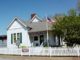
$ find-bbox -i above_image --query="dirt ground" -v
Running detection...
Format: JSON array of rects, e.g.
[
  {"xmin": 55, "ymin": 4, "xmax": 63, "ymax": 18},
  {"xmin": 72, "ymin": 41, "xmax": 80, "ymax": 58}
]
[{"xmin": 0, "ymin": 55, "xmax": 80, "ymax": 60}]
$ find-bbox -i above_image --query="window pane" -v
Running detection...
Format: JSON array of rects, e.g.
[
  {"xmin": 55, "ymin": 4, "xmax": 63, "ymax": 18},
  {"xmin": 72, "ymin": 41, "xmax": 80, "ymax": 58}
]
[
  {"xmin": 17, "ymin": 33, "xmax": 22, "ymax": 43},
  {"xmin": 17, "ymin": 33, "xmax": 20, "ymax": 40},
  {"xmin": 14, "ymin": 33, "xmax": 16, "ymax": 43},
  {"xmin": 34, "ymin": 36, "xmax": 38, "ymax": 41}
]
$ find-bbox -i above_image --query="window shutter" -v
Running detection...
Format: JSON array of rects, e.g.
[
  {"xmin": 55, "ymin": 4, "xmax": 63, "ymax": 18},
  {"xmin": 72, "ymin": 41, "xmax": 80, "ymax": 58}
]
[
  {"xmin": 11, "ymin": 34, "xmax": 13, "ymax": 44},
  {"xmin": 20, "ymin": 33, "xmax": 22, "ymax": 43}
]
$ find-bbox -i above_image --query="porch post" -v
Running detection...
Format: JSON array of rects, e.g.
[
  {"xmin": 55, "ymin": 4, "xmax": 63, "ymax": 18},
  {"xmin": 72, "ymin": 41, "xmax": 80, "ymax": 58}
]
[
  {"xmin": 60, "ymin": 36, "xmax": 62, "ymax": 46},
  {"xmin": 38, "ymin": 35, "xmax": 40, "ymax": 46},
  {"xmin": 55, "ymin": 35, "xmax": 58, "ymax": 46}
]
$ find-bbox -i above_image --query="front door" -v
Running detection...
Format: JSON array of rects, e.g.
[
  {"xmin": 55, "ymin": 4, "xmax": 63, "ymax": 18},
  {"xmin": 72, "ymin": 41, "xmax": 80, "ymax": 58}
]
[
  {"xmin": 40, "ymin": 35, "xmax": 44, "ymax": 45},
  {"xmin": 33, "ymin": 36, "xmax": 40, "ymax": 46},
  {"xmin": 33, "ymin": 35, "xmax": 44, "ymax": 46}
]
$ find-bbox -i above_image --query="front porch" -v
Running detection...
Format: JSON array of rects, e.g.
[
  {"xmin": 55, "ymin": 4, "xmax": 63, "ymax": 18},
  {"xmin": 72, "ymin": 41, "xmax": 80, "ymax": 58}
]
[{"xmin": 29, "ymin": 31, "xmax": 63, "ymax": 47}]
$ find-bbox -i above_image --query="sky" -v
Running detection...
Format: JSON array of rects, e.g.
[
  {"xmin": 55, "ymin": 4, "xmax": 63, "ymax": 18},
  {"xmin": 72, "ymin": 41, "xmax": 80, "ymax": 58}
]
[{"xmin": 0, "ymin": 0, "xmax": 77, "ymax": 35}]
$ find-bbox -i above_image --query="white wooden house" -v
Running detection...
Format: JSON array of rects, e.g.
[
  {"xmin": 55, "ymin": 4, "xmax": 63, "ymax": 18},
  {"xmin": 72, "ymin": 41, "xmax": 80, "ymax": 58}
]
[{"xmin": 7, "ymin": 14, "xmax": 63, "ymax": 48}]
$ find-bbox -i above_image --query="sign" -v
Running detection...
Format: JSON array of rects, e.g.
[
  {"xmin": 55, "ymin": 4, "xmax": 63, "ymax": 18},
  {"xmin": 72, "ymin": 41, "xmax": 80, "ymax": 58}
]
[{"xmin": 22, "ymin": 48, "xmax": 29, "ymax": 52}]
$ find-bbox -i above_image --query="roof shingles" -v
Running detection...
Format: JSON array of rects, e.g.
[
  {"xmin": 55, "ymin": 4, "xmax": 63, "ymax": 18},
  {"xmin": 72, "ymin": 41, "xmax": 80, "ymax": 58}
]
[{"xmin": 21, "ymin": 20, "xmax": 53, "ymax": 32}]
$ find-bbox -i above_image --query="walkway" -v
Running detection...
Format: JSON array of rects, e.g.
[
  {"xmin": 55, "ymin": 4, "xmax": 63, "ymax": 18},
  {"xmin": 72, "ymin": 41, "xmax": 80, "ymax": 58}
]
[{"xmin": 0, "ymin": 55, "xmax": 79, "ymax": 60}]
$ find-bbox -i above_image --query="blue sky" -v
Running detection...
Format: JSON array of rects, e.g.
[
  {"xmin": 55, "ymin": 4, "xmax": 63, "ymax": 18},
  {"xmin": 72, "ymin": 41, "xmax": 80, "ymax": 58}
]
[{"xmin": 0, "ymin": 0, "xmax": 77, "ymax": 35}]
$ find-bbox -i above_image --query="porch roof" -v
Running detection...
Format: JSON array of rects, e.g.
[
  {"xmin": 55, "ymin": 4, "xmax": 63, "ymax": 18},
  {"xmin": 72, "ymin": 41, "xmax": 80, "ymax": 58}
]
[{"xmin": 21, "ymin": 20, "xmax": 54, "ymax": 32}]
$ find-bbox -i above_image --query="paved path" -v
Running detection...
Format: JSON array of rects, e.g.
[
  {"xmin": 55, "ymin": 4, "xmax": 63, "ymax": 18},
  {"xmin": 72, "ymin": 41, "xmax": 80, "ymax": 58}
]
[
  {"xmin": 0, "ymin": 58, "xmax": 14, "ymax": 60},
  {"xmin": 0, "ymin": 55, "xmax": 80, "ymax": 60}
]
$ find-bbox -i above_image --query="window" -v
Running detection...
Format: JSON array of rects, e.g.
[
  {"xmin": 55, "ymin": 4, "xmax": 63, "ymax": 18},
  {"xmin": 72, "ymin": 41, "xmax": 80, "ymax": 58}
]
[
  {"xmin": 34, "ymin": 36, "xmax": 38, "ymax": 41},
  {"xmin": 11, "ymin": 33, "xmax": 22, "ymax": 44}
]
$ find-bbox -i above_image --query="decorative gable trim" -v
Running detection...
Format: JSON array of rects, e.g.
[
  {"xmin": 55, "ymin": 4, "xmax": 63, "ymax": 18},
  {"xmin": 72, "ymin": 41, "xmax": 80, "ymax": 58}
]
[
  {"xmin": 7, "ymin": 17, "xmax": 27, "ymax": 30},
  {"xmin": 30, "ymin": 14, "xmax": 42, "ymax": 23}
]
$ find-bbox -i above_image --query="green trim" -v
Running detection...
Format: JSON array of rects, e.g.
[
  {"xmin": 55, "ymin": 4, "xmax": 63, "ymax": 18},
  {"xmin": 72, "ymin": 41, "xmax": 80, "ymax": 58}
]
[
  {"xmin": 20, "ymin": 33, "xmax": 22, "ymax": 43},
  {"xmin": 11, "ymin": 34, "xmax": 13, "ymax": 44}
]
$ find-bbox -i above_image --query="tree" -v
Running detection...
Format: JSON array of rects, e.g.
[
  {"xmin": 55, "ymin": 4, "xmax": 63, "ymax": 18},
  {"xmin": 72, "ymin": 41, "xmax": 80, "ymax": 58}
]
[
  {"xmin": 53, "ymin": 9, "xmax": 80, "ymax": 47},
  {"xmin": 68, "ymin": 9, "xmax": 76, "ymax": 16},
  {"xmin": 77, "ymin": 0, "xmax": 80, "ymax": 16},
  {"xmin": 64, "ymin": 16, "xmax": 80, "ymax": 46}
]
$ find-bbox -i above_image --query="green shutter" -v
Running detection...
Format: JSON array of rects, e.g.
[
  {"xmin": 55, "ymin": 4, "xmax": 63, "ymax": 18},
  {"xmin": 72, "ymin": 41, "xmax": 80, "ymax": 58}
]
[
  {"xmin": 11, "ymin": 34, "xmax": 13, "ymax": 44},
  {"xmin": 20, "ymin": 33, "xmax": 22, "ymax": 43}
]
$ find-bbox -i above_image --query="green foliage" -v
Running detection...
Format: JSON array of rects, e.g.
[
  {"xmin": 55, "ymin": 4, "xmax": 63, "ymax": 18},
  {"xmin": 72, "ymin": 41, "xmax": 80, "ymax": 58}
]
[
  {"xmin": 77, "ymin": 0, "xmax": 80, "ymax": 15},
  {"xmin": 53, "ymin": 13, "xmax": 80, "ymax": 46},
  {"xmin": 20, "ymin": 45, "xmax": 27, "ymax": 48},
  {"xmin": 68, "ymin": 9, "xmax": 76, "ymax": 16},
  {"xmin": 19, "ymin": 44, "xmax": 27, "ymax": 48},
  {"xmin": 52, "ymin": 1, "xmax": 80, "ymax": 47},
  {"xmin": 65, "ymin": 16, "xmax": 80, "ymax": 45}
]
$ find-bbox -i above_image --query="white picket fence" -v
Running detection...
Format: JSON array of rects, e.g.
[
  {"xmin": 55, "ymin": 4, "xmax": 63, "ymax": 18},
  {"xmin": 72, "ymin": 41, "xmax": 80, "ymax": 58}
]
[{"xmin": 0, "ymin": 47, "xmax": 80, "ymax": 56}]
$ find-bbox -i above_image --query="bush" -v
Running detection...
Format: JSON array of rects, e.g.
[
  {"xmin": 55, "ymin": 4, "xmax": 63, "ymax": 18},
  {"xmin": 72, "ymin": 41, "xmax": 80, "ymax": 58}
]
[{"xmin": 19, "ymin": 44, "xmax": 27, "ymax": 48}]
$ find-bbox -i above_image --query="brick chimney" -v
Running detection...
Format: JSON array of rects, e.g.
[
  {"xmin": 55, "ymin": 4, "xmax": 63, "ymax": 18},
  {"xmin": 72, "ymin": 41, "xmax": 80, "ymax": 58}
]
[{"xmin": 31, "ymin": 13, "xmax": 36, "ymax": 19}]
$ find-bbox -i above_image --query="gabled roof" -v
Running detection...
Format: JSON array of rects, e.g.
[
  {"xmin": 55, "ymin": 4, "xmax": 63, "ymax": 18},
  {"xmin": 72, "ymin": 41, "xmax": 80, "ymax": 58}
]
[
  {"xmin": 7, "ymin": 17, "xmax": 27, "ymax": 30},
  {"xmin": 22, "ymin": 20, "xmax": 53, "ymax": 32},
  {"xmin": 7, "ymin": 15, "xmax": 55, "ymax": 32},
  {"xmin": 30, "ymin": 13, "xmax": 42, "ymax": 22}
]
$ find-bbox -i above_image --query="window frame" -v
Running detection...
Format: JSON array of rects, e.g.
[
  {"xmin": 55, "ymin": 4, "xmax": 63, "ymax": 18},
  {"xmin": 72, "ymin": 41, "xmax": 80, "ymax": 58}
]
[
  {"xmin": 34, "ymin": 36, "xmax": 38, "ymax": 41},
  {"xmin": 11, "ymin": 33, "xmax": 22, "ymax": 44}
]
